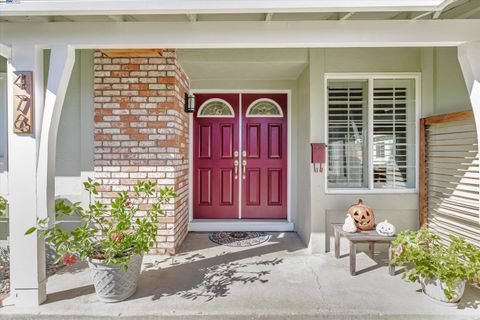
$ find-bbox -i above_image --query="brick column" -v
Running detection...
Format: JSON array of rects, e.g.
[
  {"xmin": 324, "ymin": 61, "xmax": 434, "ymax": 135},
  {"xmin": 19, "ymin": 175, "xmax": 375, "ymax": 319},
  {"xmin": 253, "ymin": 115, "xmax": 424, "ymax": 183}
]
[{"xmin": 93, "ymin": 49, "xmax": 189, "ymax": 254}]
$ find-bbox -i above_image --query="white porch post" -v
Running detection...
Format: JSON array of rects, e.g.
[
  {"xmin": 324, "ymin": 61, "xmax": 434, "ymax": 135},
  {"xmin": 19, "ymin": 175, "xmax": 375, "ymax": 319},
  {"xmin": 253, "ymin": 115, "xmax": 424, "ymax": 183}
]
[
  {"xmin": 37, "ymin": 46, "xmax": 75, "ymax": 223},
  {"xmin": 7, "ymin": 45, "xmax": 47, "ymax": 306},
  {"xmin": 8, "ymin": 45, "xmax": 75, "ymax": 306},
  {"xmin": 457, "ymin": 41, "xmax": 480, "ymax": 222},
  {"xmin": 458, "ymin": 42, "xmax": 480, "ymax": 137}
]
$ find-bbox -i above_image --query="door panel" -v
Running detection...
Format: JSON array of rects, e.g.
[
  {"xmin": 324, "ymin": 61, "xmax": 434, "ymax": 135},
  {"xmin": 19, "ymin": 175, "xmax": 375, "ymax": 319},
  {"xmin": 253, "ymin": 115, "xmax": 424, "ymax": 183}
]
[
  {"xmin": 241, "ymin": 93, "xmax": 288, "ymax": 219},
  {"xmin": 193, "ymin": 94, "xmax": 239, "ymax": 219}
]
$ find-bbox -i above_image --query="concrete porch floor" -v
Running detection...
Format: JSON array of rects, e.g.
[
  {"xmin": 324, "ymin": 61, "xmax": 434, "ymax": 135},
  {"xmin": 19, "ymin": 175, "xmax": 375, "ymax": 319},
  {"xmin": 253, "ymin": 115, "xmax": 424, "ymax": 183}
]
[{"xmin": 0, "ymin": 232, "xmax": 479, "ymax": 320}]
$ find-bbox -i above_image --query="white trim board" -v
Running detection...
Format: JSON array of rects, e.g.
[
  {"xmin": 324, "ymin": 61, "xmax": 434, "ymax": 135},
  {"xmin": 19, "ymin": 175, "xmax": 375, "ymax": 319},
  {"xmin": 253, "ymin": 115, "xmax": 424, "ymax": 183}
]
[
  {"xmin": 188, "ymin": 89, "xmax": 292, "ymax": 229},
  {"xmin": 189, "ymin": 219, "xmax": 294, "ymax": 232},
  {"xmin": 0, "ymin": 0, "xmax": 451, "ymax": 16}
]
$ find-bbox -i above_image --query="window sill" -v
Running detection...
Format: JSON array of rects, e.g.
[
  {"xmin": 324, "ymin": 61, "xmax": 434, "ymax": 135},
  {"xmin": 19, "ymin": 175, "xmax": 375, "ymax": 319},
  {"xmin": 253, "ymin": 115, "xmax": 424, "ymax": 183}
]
[{"xmin": 325, "ymin": 189, "xmax": 418, "ymax": 195}]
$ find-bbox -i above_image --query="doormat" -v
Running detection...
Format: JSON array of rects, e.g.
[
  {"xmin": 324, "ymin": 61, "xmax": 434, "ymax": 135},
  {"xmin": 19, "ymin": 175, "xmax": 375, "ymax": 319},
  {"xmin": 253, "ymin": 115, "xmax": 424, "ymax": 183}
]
[{"xmin": 208, "ymin": 231, "xmax": 270, "ymax": 247}]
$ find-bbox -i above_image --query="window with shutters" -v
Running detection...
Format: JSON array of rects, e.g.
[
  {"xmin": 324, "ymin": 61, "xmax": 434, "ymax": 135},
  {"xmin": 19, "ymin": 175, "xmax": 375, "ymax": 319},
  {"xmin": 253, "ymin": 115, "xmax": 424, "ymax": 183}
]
[{"xmin": 326, "ymin": 74, "xmax": 419, "ymax": 193}]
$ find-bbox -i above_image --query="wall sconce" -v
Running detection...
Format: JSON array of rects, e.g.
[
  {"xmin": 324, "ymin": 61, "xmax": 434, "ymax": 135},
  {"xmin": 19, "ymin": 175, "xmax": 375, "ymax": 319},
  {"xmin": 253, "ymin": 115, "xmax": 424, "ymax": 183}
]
[{"xmin": 184, "ymin": 92, "xmax": 196, "ymax": 113}]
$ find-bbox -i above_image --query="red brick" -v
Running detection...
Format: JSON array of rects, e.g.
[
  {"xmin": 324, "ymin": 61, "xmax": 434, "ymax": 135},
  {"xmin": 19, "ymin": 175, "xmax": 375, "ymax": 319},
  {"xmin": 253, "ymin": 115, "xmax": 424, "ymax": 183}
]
[{"xmin": 94, "ymin": 49, "xmax": 190, "ymax": 254}]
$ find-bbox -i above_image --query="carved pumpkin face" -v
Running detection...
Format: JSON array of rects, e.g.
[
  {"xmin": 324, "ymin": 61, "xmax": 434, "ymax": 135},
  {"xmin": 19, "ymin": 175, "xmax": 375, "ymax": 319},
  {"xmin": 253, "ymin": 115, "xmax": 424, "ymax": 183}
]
[
  {"xmin": 347, "ymin": 199, "xmax": 375, "ymax": 231},
  {"xmin": 376, "ymin": 220, "xmax": 396, "ymax": 236}
]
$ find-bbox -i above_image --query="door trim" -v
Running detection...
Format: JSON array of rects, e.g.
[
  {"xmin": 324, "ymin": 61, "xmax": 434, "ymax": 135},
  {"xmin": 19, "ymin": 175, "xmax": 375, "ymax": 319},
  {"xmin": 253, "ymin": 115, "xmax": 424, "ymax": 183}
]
[{"xmin": 188, "ymin": 89, "xmax": 292, "ymax": 227}]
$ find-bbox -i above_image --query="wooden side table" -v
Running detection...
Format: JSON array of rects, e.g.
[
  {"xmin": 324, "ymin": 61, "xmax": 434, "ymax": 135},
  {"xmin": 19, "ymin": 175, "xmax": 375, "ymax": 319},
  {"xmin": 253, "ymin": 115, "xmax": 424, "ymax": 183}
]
[{"xmin": 332, "ymin": 223, "xmax": 396, "ymax": 276}]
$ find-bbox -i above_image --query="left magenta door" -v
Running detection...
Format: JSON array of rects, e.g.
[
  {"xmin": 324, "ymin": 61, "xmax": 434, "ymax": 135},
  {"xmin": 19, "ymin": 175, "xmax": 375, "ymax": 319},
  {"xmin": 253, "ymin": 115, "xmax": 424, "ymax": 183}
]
[{"xmin": 193, "ymin": 93, "xmax": 240, "ymax": 219}]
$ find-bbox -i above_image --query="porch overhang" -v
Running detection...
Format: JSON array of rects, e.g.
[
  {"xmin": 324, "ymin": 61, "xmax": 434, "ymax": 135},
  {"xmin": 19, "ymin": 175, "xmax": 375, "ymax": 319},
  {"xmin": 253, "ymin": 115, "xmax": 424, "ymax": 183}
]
[{"xmin": 1, "ymin": 20, "xmax": 480, "ymax": 49}]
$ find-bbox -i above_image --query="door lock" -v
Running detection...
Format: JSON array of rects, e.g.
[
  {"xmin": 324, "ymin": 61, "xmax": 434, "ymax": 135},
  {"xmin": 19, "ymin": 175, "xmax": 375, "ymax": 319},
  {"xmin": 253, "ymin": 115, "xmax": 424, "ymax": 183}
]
[{"xmin": 242, "ymin": 150, "xmax": 247, "ymax": 157}]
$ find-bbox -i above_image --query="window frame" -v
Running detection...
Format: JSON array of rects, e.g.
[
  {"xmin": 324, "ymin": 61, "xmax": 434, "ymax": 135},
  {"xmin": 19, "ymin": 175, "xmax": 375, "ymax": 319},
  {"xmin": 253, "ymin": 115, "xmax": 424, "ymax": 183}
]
[
  {"xmin": 246, "ymin": 98, "xmax": 284, "ymax": 118},
  {"xmin": 196, "ymin": 98, "xmax": 235, "ymax": 118},
  {"xmin": 324, "ymin": 72, "xmax": 421, "ymax": 194}
]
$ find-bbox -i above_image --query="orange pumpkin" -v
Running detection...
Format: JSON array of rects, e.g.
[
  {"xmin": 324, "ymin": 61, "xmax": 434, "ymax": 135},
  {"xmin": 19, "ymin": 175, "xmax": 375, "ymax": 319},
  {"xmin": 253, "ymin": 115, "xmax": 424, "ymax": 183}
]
[{"xmin": 347, "ymin": 199, "xmax": 375, "ymax": 231}]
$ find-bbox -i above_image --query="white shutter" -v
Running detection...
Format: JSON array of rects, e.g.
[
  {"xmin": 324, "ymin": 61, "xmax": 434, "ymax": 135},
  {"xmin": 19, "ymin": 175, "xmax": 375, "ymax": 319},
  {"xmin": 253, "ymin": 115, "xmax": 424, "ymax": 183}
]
[
  {"xmin": 327, "ymin": 80, "xmax": 368, "ymax": 188},
  {"xmin": 425, "ymin": 115, "xmax": 480, "ymax": 246},
  {"xmin": 373, "ymin": 79, "xmax": 416, "ymax": 189}
]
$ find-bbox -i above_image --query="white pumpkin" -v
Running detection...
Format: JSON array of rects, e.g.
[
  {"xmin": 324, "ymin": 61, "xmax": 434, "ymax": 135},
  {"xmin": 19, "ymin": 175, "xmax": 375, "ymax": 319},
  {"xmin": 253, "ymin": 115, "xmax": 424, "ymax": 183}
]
[
  {"xmin": 342, "ymin": 214, "xmax": 357, "ymax": 233},
  {"xmin": 376, "ymin": 220, "xmax": 396, "ymax": 236}
]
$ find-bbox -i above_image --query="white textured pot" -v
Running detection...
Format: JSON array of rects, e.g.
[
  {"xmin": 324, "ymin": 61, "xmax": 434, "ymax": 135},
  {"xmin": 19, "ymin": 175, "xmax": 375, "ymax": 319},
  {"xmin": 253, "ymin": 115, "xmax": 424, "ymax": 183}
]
[
  {"xmin": 87, "ymin": 254, "xmax": 143, "ymax": 303},
  {"xmin": 420, "ymin": 277, "xmax": 466, "ymax": 304}
]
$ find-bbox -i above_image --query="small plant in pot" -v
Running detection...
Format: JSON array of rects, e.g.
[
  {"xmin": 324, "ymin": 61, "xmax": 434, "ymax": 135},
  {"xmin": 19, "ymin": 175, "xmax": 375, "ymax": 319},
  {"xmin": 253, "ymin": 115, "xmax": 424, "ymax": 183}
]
[
  {"xmin": 25, "ymin": 179, "xmax": 175, "ymax": 302},
  {"xmin": 392, "ymin": 228, "xmax": 480, "ymax": 303}
]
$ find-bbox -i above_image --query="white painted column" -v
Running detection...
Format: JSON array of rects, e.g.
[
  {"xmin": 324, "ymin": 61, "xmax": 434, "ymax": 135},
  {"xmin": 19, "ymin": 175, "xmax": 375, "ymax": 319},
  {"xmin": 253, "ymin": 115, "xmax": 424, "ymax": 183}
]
[
  {"xmin": 458, "ymin": 42, "xmax": 480, "ymax": 137},
  {"xmin": 457, "ymin": 41, "xmax": 480, "ymax": 223},
  {"xmin": 37, "ymin": 46, "xmax": 75, "ymax": 222},
  {"xmin": 8, "ymin": 44, "xmax": 75, "ymax": 306},
  {"xmin": 7, "ymin": 45, "xmax": 47, "ymax": 306}
]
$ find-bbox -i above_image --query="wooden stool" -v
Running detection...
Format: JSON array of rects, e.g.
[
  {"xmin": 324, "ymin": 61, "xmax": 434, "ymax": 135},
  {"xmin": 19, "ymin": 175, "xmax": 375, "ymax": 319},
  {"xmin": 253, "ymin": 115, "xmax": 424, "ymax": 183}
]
[{"xmin": 332, "ymin": 223, "xmax": 396, "ymax": 276}]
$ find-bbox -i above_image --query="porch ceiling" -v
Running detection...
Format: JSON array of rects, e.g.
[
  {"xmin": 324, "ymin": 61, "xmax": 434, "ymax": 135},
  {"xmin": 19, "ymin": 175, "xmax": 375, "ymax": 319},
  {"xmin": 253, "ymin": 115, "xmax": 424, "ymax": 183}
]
[
  {"xmin": 1, "ymin": 0, "xmax": 480, "ymax": 22},
  {"xmin": 177, "ymin": 49, "xmax": 308, "ymax": 81}
]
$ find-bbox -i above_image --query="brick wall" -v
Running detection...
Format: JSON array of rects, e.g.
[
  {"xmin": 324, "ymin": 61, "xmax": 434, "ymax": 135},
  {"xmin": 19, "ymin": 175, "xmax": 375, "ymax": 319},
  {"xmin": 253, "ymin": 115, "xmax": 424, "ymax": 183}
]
[{"xmin": 93, "ymin": 49, "xmax": 189, "ymax": 254}]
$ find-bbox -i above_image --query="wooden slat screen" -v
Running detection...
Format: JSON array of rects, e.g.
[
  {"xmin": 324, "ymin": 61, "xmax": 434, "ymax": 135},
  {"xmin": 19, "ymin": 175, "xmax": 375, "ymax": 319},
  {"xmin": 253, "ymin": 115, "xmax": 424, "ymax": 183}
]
[{"xmin": 420, "ymin": 110, "xmax": 480, "ymax": 247}]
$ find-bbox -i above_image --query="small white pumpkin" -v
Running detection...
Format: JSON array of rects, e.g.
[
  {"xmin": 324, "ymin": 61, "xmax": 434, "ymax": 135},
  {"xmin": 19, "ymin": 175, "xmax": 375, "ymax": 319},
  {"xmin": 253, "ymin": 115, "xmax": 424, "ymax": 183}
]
[
  {"xmin": 376, "ymin": 220, "xmax": 396, "ymax": 236},
  {"xmin": 342, "ymin": 214, "xmax": 357, "ymax": 233}
]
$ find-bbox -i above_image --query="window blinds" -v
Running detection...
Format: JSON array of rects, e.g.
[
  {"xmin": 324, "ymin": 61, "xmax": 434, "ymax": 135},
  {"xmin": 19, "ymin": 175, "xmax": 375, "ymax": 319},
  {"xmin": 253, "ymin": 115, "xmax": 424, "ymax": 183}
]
[
  {"xmin": 327, "ymin": 81, "xmax": 368, "ymax": 188},
  {"xmin": 373, "ymin": 79, "xmax": 416, "ymax": 189}
]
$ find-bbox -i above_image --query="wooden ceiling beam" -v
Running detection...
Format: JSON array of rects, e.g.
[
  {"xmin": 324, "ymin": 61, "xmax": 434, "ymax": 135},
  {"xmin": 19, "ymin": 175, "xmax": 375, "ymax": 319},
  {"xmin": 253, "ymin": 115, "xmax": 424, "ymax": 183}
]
[{"xmin": 99, "ymin": 49, "xmax": 164, "ymax": 57}]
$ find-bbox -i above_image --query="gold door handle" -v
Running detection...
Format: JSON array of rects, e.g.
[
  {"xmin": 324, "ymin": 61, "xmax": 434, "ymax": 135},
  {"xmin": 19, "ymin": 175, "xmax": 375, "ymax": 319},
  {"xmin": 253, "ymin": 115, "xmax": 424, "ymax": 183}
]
[
  {"xmin": 242, "ymin": 160, "xmax": 247, "ymax": 180},
  {"xmin": 234, "ymin": 160, "xmax": 239, "ymax": 180}
]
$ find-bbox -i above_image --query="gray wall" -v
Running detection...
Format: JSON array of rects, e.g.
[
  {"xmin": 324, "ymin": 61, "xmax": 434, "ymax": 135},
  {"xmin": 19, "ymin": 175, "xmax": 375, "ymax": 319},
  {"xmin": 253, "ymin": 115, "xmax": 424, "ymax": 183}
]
[
  {"xmin": 307, "ymin": 47, "xmax": 471, "ymax": 252},
  {"xmin": 55, "ymin": 50, "xmax": 94, "ymax": 203},
  {"xmin": 294, "ymin": 66, "xmax": 311, "ymax": 245}
]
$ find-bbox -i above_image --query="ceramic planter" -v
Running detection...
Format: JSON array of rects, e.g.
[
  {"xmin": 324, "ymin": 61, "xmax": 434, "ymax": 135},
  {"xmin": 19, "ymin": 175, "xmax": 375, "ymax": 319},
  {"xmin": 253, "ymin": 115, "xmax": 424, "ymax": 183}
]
[
  {"xmin": 87, "ymin": 254, "xmax": 143, "ymax": 303},
  {"xmin": 420, "ymin": 277, "xmax": 466, "ymax": 304}
]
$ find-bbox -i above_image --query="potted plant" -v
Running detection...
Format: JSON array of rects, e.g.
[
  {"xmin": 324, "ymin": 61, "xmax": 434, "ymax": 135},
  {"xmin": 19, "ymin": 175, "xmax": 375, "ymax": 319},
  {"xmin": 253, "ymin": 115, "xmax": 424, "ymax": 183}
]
[
  {"xmin": 392, "ymin": 228, "xmax": 480, "ymax": 303},
  {"xmin": 26, "ymin": 178, "xmax": 175, "ymax": 302}
]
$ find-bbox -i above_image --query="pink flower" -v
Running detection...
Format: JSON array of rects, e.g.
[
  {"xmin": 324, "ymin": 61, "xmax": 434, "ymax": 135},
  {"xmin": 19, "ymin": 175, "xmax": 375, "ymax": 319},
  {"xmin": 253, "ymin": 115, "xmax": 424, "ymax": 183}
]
[
  {"xmin": 111, "ymin": 232, "xmax": 124, "ymax": 243},
  {"xmin": 63, "ymin": 253, "xmax": 78, "ymax": 266},
  {"xmin": 395, "ymin": 243, "xmax": 404, "ymax": 256},
  {"xmin": 124, "ymin": 200, "xmax": 132, "ymax": 207}
]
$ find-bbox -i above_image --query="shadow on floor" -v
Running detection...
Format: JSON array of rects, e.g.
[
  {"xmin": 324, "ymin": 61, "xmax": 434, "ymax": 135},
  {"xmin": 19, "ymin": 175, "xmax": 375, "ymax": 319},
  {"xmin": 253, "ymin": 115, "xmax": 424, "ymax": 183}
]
[
  {"xmin": 132, "ymin": 232, "xmax": 304, "ymax": 302},
  {"xmin": 45, "ymin": 232, "xmax": 306, "ymax": 304}
]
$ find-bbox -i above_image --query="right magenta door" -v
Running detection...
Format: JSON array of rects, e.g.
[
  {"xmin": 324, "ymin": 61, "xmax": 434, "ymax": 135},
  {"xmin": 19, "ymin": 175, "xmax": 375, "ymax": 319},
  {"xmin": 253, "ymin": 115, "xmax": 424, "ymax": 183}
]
[{"xmin": 241, "ymin": 93, "xmax": 288, "ymax": 219}]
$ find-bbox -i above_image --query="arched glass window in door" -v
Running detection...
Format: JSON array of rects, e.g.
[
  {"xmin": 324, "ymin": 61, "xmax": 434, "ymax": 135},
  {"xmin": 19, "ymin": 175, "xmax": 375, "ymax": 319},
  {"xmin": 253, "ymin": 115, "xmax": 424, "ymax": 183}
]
[
  {"xmin": 246, "ymin": 98, "xmax": 283, "ymax": 117},
  {"xmin": 197, "ymin": 98, "xmax": 235, "ymax": 118}
]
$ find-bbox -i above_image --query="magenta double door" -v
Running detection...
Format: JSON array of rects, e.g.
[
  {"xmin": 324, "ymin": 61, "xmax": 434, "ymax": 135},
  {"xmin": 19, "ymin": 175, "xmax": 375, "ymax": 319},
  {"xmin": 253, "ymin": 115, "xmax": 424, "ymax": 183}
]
[{"xmin": 193, "ymin": 93, "xmax": 287, "ymax": 219}]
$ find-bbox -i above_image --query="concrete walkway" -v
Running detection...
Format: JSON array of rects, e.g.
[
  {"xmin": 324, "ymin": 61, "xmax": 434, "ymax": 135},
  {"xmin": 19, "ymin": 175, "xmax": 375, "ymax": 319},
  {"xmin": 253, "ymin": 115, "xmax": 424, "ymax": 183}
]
[{"xmin": 0, "ymin": 232, "xmax": 479, "ymax": 319}]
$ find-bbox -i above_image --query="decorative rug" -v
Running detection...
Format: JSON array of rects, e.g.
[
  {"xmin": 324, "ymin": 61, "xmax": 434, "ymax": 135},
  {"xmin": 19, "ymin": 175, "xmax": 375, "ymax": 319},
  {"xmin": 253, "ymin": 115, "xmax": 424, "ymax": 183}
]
[{"xmin": 208, "ymin": 231, "xmax": 270, "ymax": 247}]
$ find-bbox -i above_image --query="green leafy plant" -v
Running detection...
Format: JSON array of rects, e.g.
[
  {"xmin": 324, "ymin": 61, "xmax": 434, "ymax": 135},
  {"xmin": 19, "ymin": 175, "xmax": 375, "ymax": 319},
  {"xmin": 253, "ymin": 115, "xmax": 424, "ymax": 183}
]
[
  {"xmin": 26, "ymin": 178, "xmax": 176, "ymax": 270},
  {"xmin": 0, "ymin": 195, "xmax": 7, "ymax": 216},
  {"xmin": 392, "ymin": 228, "xmax": 480, "ymax": 300}
]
